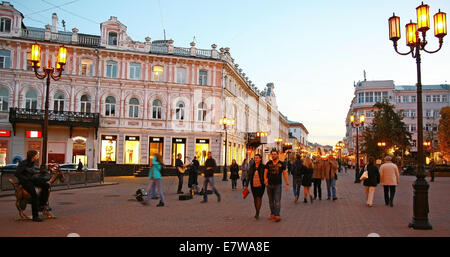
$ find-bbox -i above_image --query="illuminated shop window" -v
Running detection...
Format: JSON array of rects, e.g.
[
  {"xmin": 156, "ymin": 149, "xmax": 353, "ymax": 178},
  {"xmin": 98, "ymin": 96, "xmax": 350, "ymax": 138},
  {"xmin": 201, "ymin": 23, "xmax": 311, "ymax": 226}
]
[{"xmin": 125, "ymin": 136, "xmax": 140, "ymax": 164}]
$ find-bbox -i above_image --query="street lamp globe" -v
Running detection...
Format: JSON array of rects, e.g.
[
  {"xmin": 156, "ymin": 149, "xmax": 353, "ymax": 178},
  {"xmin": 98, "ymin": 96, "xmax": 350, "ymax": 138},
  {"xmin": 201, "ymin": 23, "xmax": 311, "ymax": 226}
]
[
  {"xmin": 417, "ymin": 2, "xmax": 430, "ymax": 32},
  {"xmin": 434, "ymin": 10, "xmax": 447, "ymax": 38},
  {"xmin": 389, "ymin": 13, "xmax": 401, "ymax": 41}
]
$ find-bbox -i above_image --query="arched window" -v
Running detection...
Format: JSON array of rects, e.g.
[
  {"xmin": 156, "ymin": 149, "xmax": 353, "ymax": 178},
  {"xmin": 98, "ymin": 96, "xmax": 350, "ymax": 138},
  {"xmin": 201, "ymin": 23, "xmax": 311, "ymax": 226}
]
[
  {"xmin": 152, "ymin": 66, "xmax": 164, "ymax": 82},
  {"xmin": 105, "ymin": 96, "xmax": 116, "ymax": 117},
  {"xmin": 0, "ymin": 87, "xmax": 8, "ymax": 111},
  {"xmin": 53, "ymin": 92, "xmax": 65, "ymax": 112},
  {"xmin": 152, "ymin": 99, "xmax": 162, "ymax": 119},
  {"xmin": 80, "ymin": 94, "xmax": 91, "ymax": 113},
  {"xmin": 129, "ymin": 98, "xmax": 139, "ymax": 118},
  {"xmin": 25, "ymin": 89, "xmax": 38, "ymax": 110},
  {"xmin": 175, "ymin": 101, "xmax": 185, "ymax": 120},
  {"xmin": 108, "ymin": 32, "xmax": 118, "ymax": 46},
  {"xmin": 197, "ymin": 102, "xmax": 206, "ymax": 122}
]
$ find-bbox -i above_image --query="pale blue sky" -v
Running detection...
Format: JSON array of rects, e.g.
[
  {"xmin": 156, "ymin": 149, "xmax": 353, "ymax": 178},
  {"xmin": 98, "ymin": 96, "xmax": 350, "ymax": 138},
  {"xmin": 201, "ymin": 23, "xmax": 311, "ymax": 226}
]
[{"xmin": 11, "ymin": 0, "xmax": 450, "ymax": 146}]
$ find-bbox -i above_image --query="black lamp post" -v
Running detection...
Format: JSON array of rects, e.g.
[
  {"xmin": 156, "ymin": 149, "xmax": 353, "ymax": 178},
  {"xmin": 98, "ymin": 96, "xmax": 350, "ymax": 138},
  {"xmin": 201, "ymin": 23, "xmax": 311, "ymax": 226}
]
[
  {"xmin": 388, "ymin": 2, "xmax": 446, "ymax": 230},
  {"xmin": 350, "ymin": 114, "xmax": 365, "ymax": 183},
  {"xmin": 30, "ymin": 43, "xmax": 67, "ymax": 173},
  {"xmin": 220, "ymin": 117, "xmax": 235, "ymax": 181}
]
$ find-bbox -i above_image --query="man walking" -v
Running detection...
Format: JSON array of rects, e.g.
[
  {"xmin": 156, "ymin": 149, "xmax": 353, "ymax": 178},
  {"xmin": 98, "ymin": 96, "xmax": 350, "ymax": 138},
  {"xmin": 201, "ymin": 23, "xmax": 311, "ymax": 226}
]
[
  {"xmin": 201, "ymin": 152, "xmax": 221, "ymax": 203},
  {"xmin": 379, "ymin": 156, "xmax": 400, "ymax": 207},
  {"xmin": 175, "ymin": 153, "xmax": 185, "ymax": 194},
  {"xmin": 428, "ymin": 159, "xmax": 436, "ymax": 182},
  {"xmin": 264, "ymin": 149, "xmax": 289, "ymax": 222},
  {"xmin": 324, "ymin": 156, "xmax": 339, "ymax": 201}
]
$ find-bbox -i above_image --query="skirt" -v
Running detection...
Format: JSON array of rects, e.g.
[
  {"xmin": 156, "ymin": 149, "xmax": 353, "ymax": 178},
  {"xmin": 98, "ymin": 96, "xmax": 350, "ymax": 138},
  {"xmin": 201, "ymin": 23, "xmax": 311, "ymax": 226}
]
[{"xmin": 251, "ymin": 185, "xmax": 265, "ymax": 198}]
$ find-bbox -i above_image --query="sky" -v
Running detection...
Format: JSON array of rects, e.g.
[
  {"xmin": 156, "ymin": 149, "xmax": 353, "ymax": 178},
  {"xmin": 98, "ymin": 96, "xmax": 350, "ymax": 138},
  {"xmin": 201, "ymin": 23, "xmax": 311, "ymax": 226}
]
[{"xmin": 10, "ymin": 0, "xmax": 450, "ymax": 146}]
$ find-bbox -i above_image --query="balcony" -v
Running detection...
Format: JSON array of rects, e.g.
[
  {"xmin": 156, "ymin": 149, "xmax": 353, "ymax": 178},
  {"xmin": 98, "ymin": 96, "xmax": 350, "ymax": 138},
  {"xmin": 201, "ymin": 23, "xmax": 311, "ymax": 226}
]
[{"xmin": 9, "ymin": 108, "xmax": 99, "ymax": 135}]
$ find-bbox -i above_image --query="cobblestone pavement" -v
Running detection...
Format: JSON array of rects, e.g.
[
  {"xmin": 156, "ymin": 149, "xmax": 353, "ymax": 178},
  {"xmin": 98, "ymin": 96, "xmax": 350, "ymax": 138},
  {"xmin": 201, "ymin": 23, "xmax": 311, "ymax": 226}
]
[{"xmin": 0, "ymin": 170, "xmax": 448, "ymax": 237}]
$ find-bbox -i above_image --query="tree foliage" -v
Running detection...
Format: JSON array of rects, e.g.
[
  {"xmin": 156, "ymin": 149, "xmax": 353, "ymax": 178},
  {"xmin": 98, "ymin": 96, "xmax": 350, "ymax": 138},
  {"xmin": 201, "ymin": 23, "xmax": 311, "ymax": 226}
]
[
  {"xmin": 361, "ymin": 100, "xmax": 412, "ymax": 160},
  {"xmin": 438, "ymin": 106, "xmax": 450, "ymax": 161}
]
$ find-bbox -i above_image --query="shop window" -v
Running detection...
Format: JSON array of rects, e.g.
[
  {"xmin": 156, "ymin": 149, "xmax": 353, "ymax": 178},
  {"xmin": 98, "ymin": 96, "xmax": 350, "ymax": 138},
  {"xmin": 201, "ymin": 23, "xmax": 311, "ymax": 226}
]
[
  {"xmin": 72, "ymin": 136, "xmax": 87, "ymax": 165},
  {"xmin": 0, "ymin": 49, "xmax": 11, "ymax": 69},
  {"xmin": 129, "ymin": 98, "xmax": 139, "ymax": 118},
  {"xmin": 101, "ymin": 135, "xmax": 117, "ymax": 163},
  {"xmin": 152, "ymin": 99, "xmax": 162, "ymax": 119},
  {"xmin": 172, "ymin": 138, "xmax": 186, "ymax": 166},
  {"xmin": 195, "ymin": 139, "xmax": 209, "ymax": 166},
  {"xmin": 125, "ymin": 136, "xmax": 140, "ymax": 164},
  {"xmin": 105, "ymin": 96, "xmax": 116, "ymax": 117},
  {"xmin": 25, "ymin": 89, "xmax": 38, "ymax": 110},
  {"xmin": 149, "ymin": 137, "xmax": 164, "ymax": 164},
  {"xmin": 53, "ymin": 92, "xmax": 65, "ymax": 112},
  {"xmin": 0, "ymin": 87, "xmax": 8, "ymax": 111},
  {"xmin": 80, "ymin": 94, "xmax": 91, "ymax": 113},
  {"xmin": 175, "ymin": 101, "xmax": 185, "ymax": 120},
  {"xmin": 0, "ymin": 140, "xmax": 8, "ymax": 167},
  {"xmin": 108, "ymin": 32, "xmax": 118, "ymax": 46},
  {"xmin": 152, "ymin": 65, "xmax": 164, "ymax": 82}
]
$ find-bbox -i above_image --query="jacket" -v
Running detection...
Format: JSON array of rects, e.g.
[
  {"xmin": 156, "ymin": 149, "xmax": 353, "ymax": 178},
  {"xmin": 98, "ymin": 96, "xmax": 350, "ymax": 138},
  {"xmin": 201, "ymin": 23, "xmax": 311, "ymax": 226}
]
[
  {"xmin": 15, "ymin": 159, "xmax": 38, "ymax": 182},
  {"xmin": 247, "ymin": 163, "xmax": 265, "ymax": 188},
  {"xmin": 204, "ymin": 158, "xmax": 217, "ymax": 177},
  {"xmin": 323, "ymin": 160, "xmax": 338, "ymax": 179},
  {"xmin": 241, "ymin": 163, "xmax": 249, "ymax": 181},
  {"xmin": 230, "ymin": 164, "xmax": 240, "ymax": 180},
  {"xmin": 380, "ymin": 162, "xmax": 399, "ymax": 186},
  {"xmin": 292, "ymin": 160, "xmax": 304, "ymax": 178},
  {"xmin": 363, "ymin": 164, "xmax": 380, "ymax": 187},
  {"xmin": 149, "ymin": 157, "xmax": 162, "ymax": 180},
  {"xmin": 312, "ymin": 160, "xmax": 325, "ymax": 179}
]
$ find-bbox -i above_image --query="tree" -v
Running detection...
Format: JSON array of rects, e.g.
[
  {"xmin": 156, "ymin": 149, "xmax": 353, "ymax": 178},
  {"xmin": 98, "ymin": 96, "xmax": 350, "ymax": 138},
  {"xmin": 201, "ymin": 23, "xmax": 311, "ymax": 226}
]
[
  {"xmin": 438, "ymin": 106, "xmax": 450, "ymax": 162},
  {"xmin": 361, "ymin": 100, "xmax": 412, "ymax": 162}
]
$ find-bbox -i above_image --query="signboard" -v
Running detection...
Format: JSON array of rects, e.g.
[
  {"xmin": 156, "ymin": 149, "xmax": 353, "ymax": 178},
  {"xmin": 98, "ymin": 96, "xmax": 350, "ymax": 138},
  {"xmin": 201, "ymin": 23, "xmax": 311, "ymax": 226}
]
[
  {"xmin": 125, "ymin": 136, "xmax": 140, "ymax": 141},
  {"xmin": 172, "ymin": 138, "xmax": 186, "ymax": 144},
  {"xmin": 102, "ymin": 135, "xmax": 117, "ymax": 140},
  {"xmin": 26, "ymin": 131, "xmax": 42, "ymax": 138},
  {"xmin": 150, "ymin": 137, "xmax": 164, "ymax": 142},
  {"xmin": 196, "ymin": 139, "xmax": 209, "ymax": 144},
  {"xmin": 264, "ymin": 149, "xmax": 270, "ymax": 153},
  {"xmin": 0, "ymin": 130, "xmax": 10, "ymax": 137}
]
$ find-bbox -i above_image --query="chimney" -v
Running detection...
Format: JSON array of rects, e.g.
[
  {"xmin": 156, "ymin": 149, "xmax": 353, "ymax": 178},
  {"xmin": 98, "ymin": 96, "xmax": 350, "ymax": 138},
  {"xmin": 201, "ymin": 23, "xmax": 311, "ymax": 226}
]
[{"xmin": 52, "ymin": 13, "xmax": 58, "ymax": 33}]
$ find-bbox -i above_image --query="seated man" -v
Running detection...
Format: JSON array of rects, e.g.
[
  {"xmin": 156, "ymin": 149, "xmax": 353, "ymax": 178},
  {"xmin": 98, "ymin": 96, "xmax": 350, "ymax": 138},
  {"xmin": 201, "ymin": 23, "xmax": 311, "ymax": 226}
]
[{"xmin": 15, "ymin": 150, "xmax": 50, "ymax": 222}]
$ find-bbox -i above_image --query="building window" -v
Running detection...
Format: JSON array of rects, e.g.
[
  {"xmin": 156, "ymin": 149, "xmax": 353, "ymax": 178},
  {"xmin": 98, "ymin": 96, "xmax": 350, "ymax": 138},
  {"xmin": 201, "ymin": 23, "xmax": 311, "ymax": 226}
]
[
  {"xmin": 366, "ymin": 110, "xmax": 374, "ymax": 117},
  {"xmin": 433, "ymin": 124, "xmax": 438, "ymax": 132},
  {"xmin": 432, "ymin": 95, "xmax": 440, "ymax": 102},
  {"xmin": 402, "ymin": 110, "xmax": 409, "ymax": 117},
  {"xmin": 410, "ymin": 110, "xmax": 416, "ymax": 117},
  {"xmin": 412, "ymin": 140, "xmax": 417, "ymax": 147},
  {"xmin": 374, "ymin": 92, "xmax": 382, "ymax": 102},
  {"xmin": 0, "ymin": 49, "xmax": 11, "ymax": 69},
  {"xmin": 397, "ymin": 96, "xmax": 401, "ymax": 103},
  {"xmin": 0, "ymin": 18, "xmax": 11, "ymax": 32},
  {"xmin": 129, "ymin": 63, "xmax": 141, "ymax": 80},
  {"xmin": 152, "ymin": 66, "xmax": 164, "ymax": 82},
  {"xmin": 152, "ymin": 99, "xmax": 162, "ymax": 119},
  {"xmin": 128, "ymin": 98, "xmax": 139, "ymax": 118},
  {"xmin": 410, "ymin": 124, "xmax": 417, "ymax": 132},
  {"xmin": 108, "ymin": 32, "xmax": 118, "ymax": 46},
  {"xmin": 199, "ymin": 70, "xmax": 207, "ymax": 85},
  {"xmin": 358, "ymin": 93, "xmax": 364, "ymax": 103},
  {"xmin": 443, "ymin": 94, "xmax": 448, "ymax": 103},
  {"xmin": 175, "ymin": 101, "xmax": 185, "ymax": 120},
  {"xmin": 25, "ymin": 90, "xmax": 38, "ymax": 110},
  {"xmin": 425, "ymin": 95, "xmax": 431, "ymax": 102},
  {"xmin": 425, "ymin": 123, "xmax": 432, "ymax": 131},
  {"xmin": 80, "ymin": 94, "xmax": 91, "ymax": 113},
  {"xmin": 176, "ymin": 67, "xmax": 187, "ymax": 84},
  {"xmin": 402, "ymin": 96, "xmax": 409, "ymax": 103},
  {"xmin": 53, "ymin": 92, "xmax": 65, "ymax": 112},
  {"xmin": 81, "ymin": 59, "xmax": 94, "ymax": 76},
  {"xmin": 433, "ymin": 110, "xmax": 440, "ymax": 118},
  {"xmin": 425, "ymin": 109, "xmax": 431, "ymax": 118},
  {"xmin": 382, "ymin": 91, "xmax": 388, "ymax": 100},
  {"xmin": 411, "ymin": 95, "xmax": 416, "ymax": 102},
  {"xmin": 105, "ymin": 96, "xmax": 116, "ymax": 117},
  {"xmin": 365, "ymin": 92, "xmax": 373, "ymax": 103},
  {"xmin": 106, "ymin": 61, "xmax": 118, "ymax": 78},
  {"xmin": 197, "ymin": 102, "xmax": 207, "ymax": 122},
  {"xmin": 0, "ymin": 88, "xmax": 8, "ymax": 111}
]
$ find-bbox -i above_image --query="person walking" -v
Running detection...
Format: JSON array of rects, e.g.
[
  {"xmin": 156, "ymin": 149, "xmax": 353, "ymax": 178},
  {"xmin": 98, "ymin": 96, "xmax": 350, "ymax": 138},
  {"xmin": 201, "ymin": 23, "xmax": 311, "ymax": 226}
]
[
  {"xmin": 302, "ymin": 157, "xmax": 314, "ymax": 203},
  {"xmin": 324, "ymin": 156, "xmax": 339, "ymax": 201},
  {"xmin": 244, "ymin": 154, "xmax": 265, "ymax": 219},
  {"xmin": 362, "ymin": 157, "xmax": 380, "ymax": 207},
  {"xmin": 264, "ymin": 149, "xmax": 289, "ymax": 222},
  {"xmin": 14, "ymin": 150, "xmax": 50, "ymax": 222},
  {"xmin": 292, "ymin": 155, "xmax": 304, "ymax": 203},
  {"xmin": 241, "ymin": 158, "xmax": 249, "ymax": 188},
  {"xmin": 379, "ymin": 156, "xmax": 400, "ymax": 207},
  {"xmin": 142, "ymin": 154, "xmax": 165, "ymax": 207},
  {"xmin": 428, "ymin": 159, "xmax": 436, "ymax": 182},
  {"xmin": 175, "ymin": 153, "xmax": 185, "ymax": 194},
  {"xmin": 77, "ymin": 160, "xmax": 83, "ymax": 172},
  {"xmin": 230, "ymin": 159, "xmax": 240, "ymax": 190},
  {"xmin": 201, "ymin": 152, "xmax": 221, "ymax": 203},
  {"xmin": 312, "ymin": 158, "xmax": 325, "ymax": 200},
  {"xmin": 188, "ymin": 156, "xmax": 200, "ymax": 193}
]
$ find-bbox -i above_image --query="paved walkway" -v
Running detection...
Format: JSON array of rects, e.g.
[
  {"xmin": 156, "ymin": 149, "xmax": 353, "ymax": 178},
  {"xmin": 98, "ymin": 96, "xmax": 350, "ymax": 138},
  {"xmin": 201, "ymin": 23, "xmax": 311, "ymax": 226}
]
[{"xmin": 0, "ymin": 170, "xmax": 448, "ymax": 237}]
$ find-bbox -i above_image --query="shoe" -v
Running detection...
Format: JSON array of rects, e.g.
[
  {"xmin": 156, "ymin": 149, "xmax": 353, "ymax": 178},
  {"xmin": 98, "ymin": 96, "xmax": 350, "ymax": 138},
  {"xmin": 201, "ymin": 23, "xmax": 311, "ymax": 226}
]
[
  {"xmin": 217, "ymin": 195, "xmax": 221, "ymax": 202},
  {"xmin": 254, "ymin": 213, "xmax": 259, "ymax": 220},
  {"xmin": 310, "ymin": 196, "xmax": 314, "ymax": 204},
  {"xmin": 319, "ymin": 197, "xmax": 322, "ymax": 200},
  {"xmin": 177, "ymin": 191, "xmax": 183, "ymax": 194},
  {"xmin": 151, "ymin": 196, "xmax": 159, "ymax": 199},
  {"xmin": 156, "ymin": 201, "xmax": 164, "ymax": 207},
  {"xmin": 313, "ymin": 196, "xmax": 317, "ymax": 200},
  {"xmin": 304, "ymin": 198, "xmax": 307, "ymax": 203},
  {"xmin": 389, "ymin": 200, "xmax": 393, "ymax": 207},
  {"xmin": 368, "ymin": 204, "xmax": 373, "ymax": 207},
  {"xmin": 32, "ymin": 216, "xmax": 43, "ymax": 222},
  {"xmin": 294, "ymin": 196, "xmax": 299, "ymax": 203},
  {"xmin": 268, "ymin": 215, "xmax": 275, "ymax": 220},
  {"xmin": 333, "ymin": 197, "xmax": 338, "ymax": 201},
  {"xmin": 200, "ymin": 200, "xmax": 207, "ymax": 203},
  {"xmin": 327, "ymin": 197, "xmax": 331, "ymax": 200},
  {"xmin": 274, "ymin": 216, "xmax": 281, "ymax": 222},
  {"xmin": 141, "ymin": 201, "xmax": 148, "ymax": 206}
]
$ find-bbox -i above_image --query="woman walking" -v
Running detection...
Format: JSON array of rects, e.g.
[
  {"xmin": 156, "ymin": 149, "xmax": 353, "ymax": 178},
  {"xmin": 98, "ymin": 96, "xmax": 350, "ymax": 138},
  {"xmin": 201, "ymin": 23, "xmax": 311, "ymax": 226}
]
[
  {"xmin": 292, "ymin": 155, "xmax": 304, "ymax": 203},
  {"xmin": 379, "ymin": 156, "xmax": 400, "ymax": 207},
  {"xmin": 362, "ymin": 157, "xmax": 380, "ymax": 207},
  {"xmin": 230, "ymin": 159, "xmax": 240, "ymax": 190},
  {"xmin": 241, "ymin": 158, "xmax": 249, "ymax": 188},
  {"xmin": 312, "ymin": 158, "xmax": 325, "ymax": 200},
  {"xmin": 302, "ymin": 157, "xmax": 314, "ymax": 203},
  {"xmin": 244, "ymin": 154, "xmax": 265, "ymax": 219},
  {"xmin": 142, "ymin": 154, "xmax": 165, "ymax": 207}
]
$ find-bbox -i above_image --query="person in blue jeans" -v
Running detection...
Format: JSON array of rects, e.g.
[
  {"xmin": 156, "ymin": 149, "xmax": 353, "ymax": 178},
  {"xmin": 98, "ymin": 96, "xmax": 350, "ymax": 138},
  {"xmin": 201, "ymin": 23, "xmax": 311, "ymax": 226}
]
[
  {"xmin": 201, "ymin": 151, "xmax": 221, "ymax": 203},
  {"xmin": 264, "ymin": 149, "xmax": 289, "ymax": 222},
  {"xmin": 142, "ymin": 154, "xmax": 165, "ymax": 207},
  {"xmin": 324, "ymin": 156, "xmax": 339, "ymax": 201}
]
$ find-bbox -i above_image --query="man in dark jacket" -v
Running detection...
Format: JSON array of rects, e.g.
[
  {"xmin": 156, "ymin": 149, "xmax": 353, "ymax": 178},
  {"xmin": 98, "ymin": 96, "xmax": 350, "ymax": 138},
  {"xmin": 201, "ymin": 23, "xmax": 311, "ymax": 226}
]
[
  {"xmin": 15, "ymin": 150, "xmax": 50, "ymax": 222},
  {"xmin": 175, "ymin": 153, "xmax": 185, "ymax": 194},
  {"xmin": 292, "ymin": 155, "xmax": 304, "ymax": 203},
  {"xmin": 201, "ymin": 152, "xmax": 221, "ymax": 203}
]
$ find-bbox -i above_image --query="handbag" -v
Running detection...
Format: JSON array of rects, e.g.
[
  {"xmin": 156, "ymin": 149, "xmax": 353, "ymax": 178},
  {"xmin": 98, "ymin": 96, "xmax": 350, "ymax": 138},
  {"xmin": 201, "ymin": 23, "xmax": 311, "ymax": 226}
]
[
  {"xmin": 360, "ymin": 166, "xmax": 368, "ymax": 181},
  {"xmin": 242, "ymin": 187, "xmax": 249, "ymax": 199}
]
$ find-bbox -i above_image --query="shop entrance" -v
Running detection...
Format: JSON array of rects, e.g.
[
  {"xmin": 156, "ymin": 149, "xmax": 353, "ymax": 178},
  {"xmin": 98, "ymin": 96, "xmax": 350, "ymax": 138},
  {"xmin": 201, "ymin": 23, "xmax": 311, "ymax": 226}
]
[
  {"xmin": 0, "ymin": 140, "xmax": 8, "ymax": 166},
  {"xmin": 25, "ymin": 141, "xmax": 42, "ymax": 166},
  {"xmin": 101, "ymin": 135, "xmax": 117, "ymax": 163},
  {"xmin": 195, "ymin": 139, "xmax": 209, "ymax": 166},
  {"xmin": 149, "ymin": 137, "xmax": 164, "ymax": 164},
  {"xmin": 73, "ymin": 136, "xmax": 87, "ymax": 165},
  {"xmin": 172, "ymin": 138, "xmax": 186, "ymax": 166}
]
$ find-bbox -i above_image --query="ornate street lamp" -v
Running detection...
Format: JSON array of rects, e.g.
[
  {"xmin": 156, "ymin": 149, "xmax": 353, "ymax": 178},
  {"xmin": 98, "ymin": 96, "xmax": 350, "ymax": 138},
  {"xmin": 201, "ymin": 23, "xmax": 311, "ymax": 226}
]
[
  {"xmin": 220, "ymin": 117, "xmax": 235, "ymax": 181},
  {"xmin": 388, "ymin": 2, "xmax": 446, "ymax": 230},
  {"xmin": 30, "ymin": 42, "xmax": 67, "ymax": 173},
  {"xmin": 350, "ymin": 114, "xmax": 365, "ymax": 183}
]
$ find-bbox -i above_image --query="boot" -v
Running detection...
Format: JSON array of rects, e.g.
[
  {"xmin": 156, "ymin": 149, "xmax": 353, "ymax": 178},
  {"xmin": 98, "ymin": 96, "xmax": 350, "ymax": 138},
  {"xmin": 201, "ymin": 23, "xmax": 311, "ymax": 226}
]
[{"xmin": 157, "ymin": 201, "xmax": 164, "ymax": 207}]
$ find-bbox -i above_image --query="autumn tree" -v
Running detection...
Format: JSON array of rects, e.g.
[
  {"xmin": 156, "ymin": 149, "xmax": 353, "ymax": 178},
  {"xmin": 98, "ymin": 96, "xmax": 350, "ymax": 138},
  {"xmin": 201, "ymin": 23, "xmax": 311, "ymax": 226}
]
[{"xmin": 438, "ymin": 106, "xmax": 450, "ymax": 162}]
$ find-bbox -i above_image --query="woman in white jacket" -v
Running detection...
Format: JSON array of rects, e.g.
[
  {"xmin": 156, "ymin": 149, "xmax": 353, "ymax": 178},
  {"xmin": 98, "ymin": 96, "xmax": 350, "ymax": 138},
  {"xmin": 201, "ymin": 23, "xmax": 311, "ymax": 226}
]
[{"xmin": 379, "ymin": 156, "xmax": 400, "ymax": 207}]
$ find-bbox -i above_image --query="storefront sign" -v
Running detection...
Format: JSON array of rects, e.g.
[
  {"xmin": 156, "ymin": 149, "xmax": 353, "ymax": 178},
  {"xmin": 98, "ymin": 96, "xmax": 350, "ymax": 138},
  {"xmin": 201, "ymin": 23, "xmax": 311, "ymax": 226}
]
[
  {"xmin": 26, "ymin": 131, "xmax": 42, "ymax": 138},
  {"xmin": 125, "ymin": 136, "xmax": 140, "ymax": 141},
  {"xmin": 0, "ymin": 130, "xmax": 10, "ymax": 137},
  {"xmin": 172, "ymin": 138, "xmax": 186, "ymax": 144},
  {"xmin": 196, "ymin": 139, "xmax": 209, "ymax": 144},
  {"xmin": 150, "ymin": 137, "xmax": 164, "ymax": 142},
  {"xmin": 102, "ymin": 135, "xmax": 117, "ymax": 140}
]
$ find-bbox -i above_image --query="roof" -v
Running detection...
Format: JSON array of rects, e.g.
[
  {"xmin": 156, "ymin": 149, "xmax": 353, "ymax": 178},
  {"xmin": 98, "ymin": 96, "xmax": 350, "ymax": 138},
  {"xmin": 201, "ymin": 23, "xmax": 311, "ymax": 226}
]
[{"xmin": 395, "ymin": 84, "xmax": 449, "ymax": 91}]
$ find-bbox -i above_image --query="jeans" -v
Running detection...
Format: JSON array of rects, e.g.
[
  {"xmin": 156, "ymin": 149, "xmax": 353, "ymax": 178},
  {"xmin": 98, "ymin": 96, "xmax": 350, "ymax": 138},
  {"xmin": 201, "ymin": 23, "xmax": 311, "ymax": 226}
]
[
  {"xmin": 19, "ymin": 177, "xmax": 50, "ymax": 217},
  {"xmin": 267, "ymin": 184, "xmax": 282, "ymax": 217},
  {"xmin": 177, "ymin": 174, "xmax": 184, "ymax": 192},
  {"xmin": 231, "ymin": 179, "xmax": 237, "ymax": 189},
  {"xmin": 203, "ymin": 176, "xmax": 220, "ymax": 201},
  {"xmin": 313, "ymin": 179, "xmax": 322, "ymax": 199},
  {"xmin": 146, "ymin": 179, "xmax": 164, "ymax": 203},
  {"xmin": 293, "ymin": 176, "xmax": 302, "ymax": 198},
  {"xmin": 383, "ymin": 185, "xmax": 396, "ymax": 205},
  {"xmin": 325, "ymin": 178, "xmax": 337, "ymax": 199},
  {"xmin": 150, "ymin": 182, "xmax": 157, "ymax": 198}
]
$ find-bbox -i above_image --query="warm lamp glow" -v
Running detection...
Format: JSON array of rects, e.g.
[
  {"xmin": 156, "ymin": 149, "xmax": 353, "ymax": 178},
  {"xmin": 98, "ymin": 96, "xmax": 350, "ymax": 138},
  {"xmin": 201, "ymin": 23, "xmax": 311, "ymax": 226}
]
[
  {"xmin": 406, "ymin": 21, "xmax": 418, "ymax": 46},
  {"xmin": 359, "ymin": 114, "xmax": 365, "ymax": 124},
  {"xmin": 389, "ymin": 13, "xmax": 401, "ymax": 41},
  {"xmin": 57, "ymin": 46, "xmax": 67, "ymax": 65},
  {"xmin": 416, "ymin": 2, "xmax": 430, "ymax": 32},
  {"xmin": 350, "ymin": 115, "xmax": 355, "ymax": 124},
  {"xmin": 434, "ymin": 9, "xmax": 447, "ymax": 38},
  {"xmin": 31, "ymin": 44, "xmax": 41, "ymax": 63}
]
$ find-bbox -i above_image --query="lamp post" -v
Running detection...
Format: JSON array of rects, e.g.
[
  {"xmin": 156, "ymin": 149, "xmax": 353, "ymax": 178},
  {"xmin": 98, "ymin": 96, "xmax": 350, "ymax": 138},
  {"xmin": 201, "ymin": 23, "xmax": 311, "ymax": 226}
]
[
  {"xmin": 350, "ymin": 114, "xmax": 365, "ymax": 183},
  {"xmin": 220, "ymin": 117, "xmax": 235, "ymax": 181},
  {"xmin": 30, "ymin": 43, "xmax": 67, "ymax": 173},
  {"xmin": 388, "ymin": 2, "xmax": 446, "ymax": 230}
]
